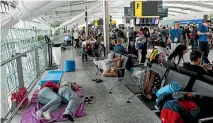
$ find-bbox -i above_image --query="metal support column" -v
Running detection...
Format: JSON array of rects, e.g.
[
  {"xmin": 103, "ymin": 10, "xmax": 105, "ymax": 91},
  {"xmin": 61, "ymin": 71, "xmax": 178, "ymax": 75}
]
[
  {"xmin": 34, "ymin": 48, "xmax": 40, "ymax": 77},
  {"xmin": 103, "ymin": 0, "xmax": 109, "ymax": 56},
  {"xmin": 15, "ymin": 53, "xmax": 25, "ymax": 88},
  {"xmin": 44, "ymin": 44, "xmax": 48, "ymax": 66},
  {"xmin": 85, "ymin": 6, "xmax": 88, "ymax": 37}
]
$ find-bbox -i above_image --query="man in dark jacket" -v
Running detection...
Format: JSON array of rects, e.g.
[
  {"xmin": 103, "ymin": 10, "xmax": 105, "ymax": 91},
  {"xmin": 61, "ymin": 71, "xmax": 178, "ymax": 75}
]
[{"xmin": 183, "ymin": 50, "xmax": 213, "ymax": 77}]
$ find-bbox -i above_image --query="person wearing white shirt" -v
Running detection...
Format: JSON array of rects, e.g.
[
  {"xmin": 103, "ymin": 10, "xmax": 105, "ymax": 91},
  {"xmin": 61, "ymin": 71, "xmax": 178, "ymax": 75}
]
[{"xmin": 73, "ymin": 30, "xmax": 79, "ymax": 48}]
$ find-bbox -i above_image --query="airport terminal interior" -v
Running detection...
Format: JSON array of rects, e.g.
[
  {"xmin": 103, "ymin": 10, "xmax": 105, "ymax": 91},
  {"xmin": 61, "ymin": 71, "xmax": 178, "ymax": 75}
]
[{"xmin": 1, "ymin": 0, "xmax": 213, "ymax": 123}]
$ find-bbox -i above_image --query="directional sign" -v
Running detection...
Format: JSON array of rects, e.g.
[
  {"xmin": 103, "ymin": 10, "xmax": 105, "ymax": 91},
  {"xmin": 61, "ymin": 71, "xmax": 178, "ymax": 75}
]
[{"xmin": 135, "ymin": 1, "xmax": 142, "ymax": 17}]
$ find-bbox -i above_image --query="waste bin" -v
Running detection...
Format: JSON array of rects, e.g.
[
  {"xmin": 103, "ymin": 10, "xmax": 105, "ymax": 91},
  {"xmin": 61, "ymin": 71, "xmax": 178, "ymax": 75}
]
[{"xmin": 64, "ymin": 60, "xmax": 75, "ymax": 72}]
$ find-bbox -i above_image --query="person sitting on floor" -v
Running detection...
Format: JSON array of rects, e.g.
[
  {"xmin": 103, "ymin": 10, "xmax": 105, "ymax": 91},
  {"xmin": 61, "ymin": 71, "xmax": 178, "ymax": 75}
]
[
  {"xmin": 93, "ymin": 57, "xmax": 121, "ymax": 77},
  {"xmin": 114, "ymin": 38, "xmax": 126, "ymax": 54},
  {"xmin": 183, "ymin": 50, "xmax": 213, "ymax": 77},
  {"xmin": 58, "ymin": 82, "xmax": 85, "ymax": 122},
  {"xmin": 36, "ymin": 81, "xmax": 61, "ymax": 120}
]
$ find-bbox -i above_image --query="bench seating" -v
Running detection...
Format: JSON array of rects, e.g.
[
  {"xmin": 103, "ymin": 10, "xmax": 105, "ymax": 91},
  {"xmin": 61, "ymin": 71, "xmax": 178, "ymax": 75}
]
[
  {"xmin": 93, "ymin": 54, "xmax": 129, "ymax": 93},
  {"xmin": 192, "ymin": 80, "xmax": 213, "ymax": 123},
  {"xmin": 125, "ymin": 64, "xmax": 167, "ymax": 110}
]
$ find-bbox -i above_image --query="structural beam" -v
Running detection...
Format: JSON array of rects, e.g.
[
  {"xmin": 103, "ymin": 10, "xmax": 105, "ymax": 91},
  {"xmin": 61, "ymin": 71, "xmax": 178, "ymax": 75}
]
[{"xmin": 103, "ymin": 0, "xmax": 109, "ymax": 56}]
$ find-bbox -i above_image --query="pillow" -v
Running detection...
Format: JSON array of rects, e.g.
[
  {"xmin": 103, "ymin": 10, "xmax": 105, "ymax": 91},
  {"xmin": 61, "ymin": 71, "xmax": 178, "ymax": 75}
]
[{"xmin": 108, "ymin": 52, "xmax": 114, "ymax": 59}]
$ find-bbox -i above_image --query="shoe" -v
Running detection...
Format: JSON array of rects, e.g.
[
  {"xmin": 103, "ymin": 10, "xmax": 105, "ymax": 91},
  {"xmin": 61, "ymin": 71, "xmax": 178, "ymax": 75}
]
[
  {"xmin": 88, "ymin": 96, "xmax": 96, "ymax": 104},
  {"xmin": 42, "ymin": 111, "xmax": 51, "ymax": 120},
  {"xmin": 36, "ymin": 110, "xmax": 42, "ymax": 118},
  {"xmin": 84, "ymin": 97, "xmax": 89, "ymax": 104},
  {"xmin": 96, "ymin": 79, "xmax": 103, "ymax": 83},
  {"xmin": 63, "ymin": 114, "xmax": 74, "ymax": 122}
]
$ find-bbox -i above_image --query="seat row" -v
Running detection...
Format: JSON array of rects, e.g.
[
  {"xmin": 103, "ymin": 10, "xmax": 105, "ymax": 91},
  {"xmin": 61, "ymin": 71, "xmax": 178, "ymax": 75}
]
[{"xmin": 125, "ymin": 62, "xmax": 213, "ymax": 123}]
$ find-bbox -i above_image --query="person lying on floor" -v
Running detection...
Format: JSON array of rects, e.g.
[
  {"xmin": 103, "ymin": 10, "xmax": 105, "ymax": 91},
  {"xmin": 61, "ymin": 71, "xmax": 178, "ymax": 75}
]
[
  {"xmin": 183, "ymin": 50, "xmax": 213, "ymax": 77},
  {"xmin": 36, "ymin": 81, "xmax": 61, "ymax": 120},
  {"xmin": 93, "ymin": 57, "xmax": 121, "ymax": 77},
  {"xmin": 58, "ymin": 82, "xmax": 84, "ymax": 122}
]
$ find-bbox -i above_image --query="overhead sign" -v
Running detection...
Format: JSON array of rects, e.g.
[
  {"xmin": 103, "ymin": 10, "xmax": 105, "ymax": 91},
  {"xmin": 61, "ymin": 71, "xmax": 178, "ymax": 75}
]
[
  {"xmin": 158, "ymin": 6, "xmax": 168, "ymax": 20},
  {"xmin": 124, "ymin": 7, "xmax": 131, "ymax": 17},
  {"xmin": 94, "ymin": 20, "xmax": 98, "ymax": 27},
  {"xmin": 111, "ymin": 20, "xmax": 116, "ymax": 24},
  {"xmin": 134, "ymin": 1, "xmax": 142, "ymax": 17},
  {"xmin": 204, "ymin": 15, "xmax": 211, "ymax": 22},
  {"xmin": 207, "ymin": 14, "xmax": 211, "ymax": 20},
  {"xmin": 131, "ymin": 1, "xmax": 159, "ymax": 18}
]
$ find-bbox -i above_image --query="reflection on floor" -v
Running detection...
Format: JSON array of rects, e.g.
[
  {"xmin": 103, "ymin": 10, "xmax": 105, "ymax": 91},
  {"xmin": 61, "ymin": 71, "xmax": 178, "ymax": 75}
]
[{"xmin": 11, "ymin": 39, "xmax": 213, "ymax": 123}]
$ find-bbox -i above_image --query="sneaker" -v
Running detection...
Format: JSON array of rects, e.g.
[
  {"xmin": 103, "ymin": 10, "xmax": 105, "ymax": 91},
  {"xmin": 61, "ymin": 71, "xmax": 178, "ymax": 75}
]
[
  {"xmin": 63, "ymin": 114, "xmax": 74, "ymax": 122},
  {"xmin": 42, "ymin": 111, "xmax": 51, "ymax": 120},
  {"xmin": 36, "ymin": 110, "xmax": 42, "ymax": 118}
]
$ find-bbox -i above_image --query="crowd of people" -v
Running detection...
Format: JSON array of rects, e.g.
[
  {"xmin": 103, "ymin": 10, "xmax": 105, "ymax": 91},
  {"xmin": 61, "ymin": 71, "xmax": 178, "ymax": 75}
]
[
  {"xmin": 63, "ymin": 20, "xmax": 213, "ymax": 78},
  {"xmin": 99, "ymin": 20, "xmax": 213, "ymax": 78}
]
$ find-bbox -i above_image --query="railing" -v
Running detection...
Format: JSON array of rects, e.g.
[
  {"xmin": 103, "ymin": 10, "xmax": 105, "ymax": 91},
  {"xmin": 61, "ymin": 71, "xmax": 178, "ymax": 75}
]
[{"xmin": 1, "ymin": 35, "xmax": 61, "ymax": 123}]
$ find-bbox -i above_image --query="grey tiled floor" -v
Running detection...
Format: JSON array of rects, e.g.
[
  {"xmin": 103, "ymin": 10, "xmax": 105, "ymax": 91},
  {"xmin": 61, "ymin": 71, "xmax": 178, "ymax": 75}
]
[
  {"xmin": 55, "ymin": 47, "xmax": 161, "ymax": 123},
  {"xmin": 10, "ymin": 37, "xmax": 212, "ymax": 123}
]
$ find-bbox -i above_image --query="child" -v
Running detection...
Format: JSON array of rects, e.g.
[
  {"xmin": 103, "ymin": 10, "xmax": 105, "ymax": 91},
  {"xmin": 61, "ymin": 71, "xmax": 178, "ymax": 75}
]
[{"xmin": 82, "ymin": 39, "xmax": 92, "ymax": 62}]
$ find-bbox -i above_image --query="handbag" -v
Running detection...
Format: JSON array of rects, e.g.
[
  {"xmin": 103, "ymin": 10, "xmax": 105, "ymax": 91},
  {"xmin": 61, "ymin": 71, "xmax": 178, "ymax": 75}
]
[{"xmin": 11, "ymin": 88, "xmax": 28, "ymax": 108}]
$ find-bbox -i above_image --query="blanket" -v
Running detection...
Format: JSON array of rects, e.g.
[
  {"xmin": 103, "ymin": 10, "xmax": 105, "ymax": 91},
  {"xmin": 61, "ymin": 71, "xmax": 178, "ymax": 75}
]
[{"xmin": 21, "ymin": 89, "xmax": 86, "ymax": 123}]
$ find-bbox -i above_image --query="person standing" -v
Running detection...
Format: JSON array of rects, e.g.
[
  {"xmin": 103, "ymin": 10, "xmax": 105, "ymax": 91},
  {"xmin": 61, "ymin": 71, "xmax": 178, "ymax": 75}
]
[
  {"xmin": 169, "ymin": 22, "xmax": 183, "ymax": 51},
  {"xmin": 136, "ymin": 27, "xmax": 150, "ymax": 63},
  {"xmin": 128, "ymin": 27, "xmax": 135, "ymax": 42},
  {"xmin": 190, "ymin": 26, "xmax": 197, "ymax": 52},
  {"xmin": 197, "ymin": 20, "xmax": 212, "ymax": 57},
  {"xmin": 73, "ymin": 29, "xmax": 79, "ymax": 48}
]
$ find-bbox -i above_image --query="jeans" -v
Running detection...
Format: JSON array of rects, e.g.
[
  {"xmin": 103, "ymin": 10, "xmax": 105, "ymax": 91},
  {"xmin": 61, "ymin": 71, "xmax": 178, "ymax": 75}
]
[
  {"xmin": 38, "ymin": 87, "xmax": 61, "ymax": 112},
  {"xmin": 58, "ymin": 86, "xmax": 83, "ymax": 115},
  {"xmin": 74, "ymin": 39, "xmax": 79, "ymax": 48},
  {"xmin": 82, "ymin": 53, "xmax": 88, "ymax": 61},
  {"xmin": 199, "ymin": 41, "xmax": 209, "ymax": 57}
]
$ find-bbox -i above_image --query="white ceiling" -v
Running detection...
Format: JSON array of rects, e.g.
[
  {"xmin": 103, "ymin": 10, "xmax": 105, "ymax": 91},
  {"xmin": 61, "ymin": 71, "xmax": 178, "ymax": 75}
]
[{"xmin": 39, "ymin": 0, "xmax": 213, "ymax": 26}]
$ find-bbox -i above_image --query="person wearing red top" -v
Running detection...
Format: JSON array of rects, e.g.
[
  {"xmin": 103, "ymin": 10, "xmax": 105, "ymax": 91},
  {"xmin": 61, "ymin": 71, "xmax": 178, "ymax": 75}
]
[
  {"xmin": 82, "ymin": 37, "xmax": 93, "ymax": 62},
  {"xmin": 36, "ymin": 81, "xmax": 61, "ymax": 120}
]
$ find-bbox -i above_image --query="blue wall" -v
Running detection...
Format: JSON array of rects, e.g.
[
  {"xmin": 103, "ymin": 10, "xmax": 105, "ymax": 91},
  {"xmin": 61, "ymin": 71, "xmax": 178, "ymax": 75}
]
[{"xmin": 175, "ymin": 18, "xmax": 213, "ymax": 25}]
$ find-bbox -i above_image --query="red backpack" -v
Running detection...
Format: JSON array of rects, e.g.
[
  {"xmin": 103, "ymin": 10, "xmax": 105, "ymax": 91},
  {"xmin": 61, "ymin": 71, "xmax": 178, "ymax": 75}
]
[
  {"xmin": 11, "ymin": 88, "xmax": 28, "ymax": 108},
  {"xmin": 161, "ymin": 100, "xmax": 200, "ymax": 123}
]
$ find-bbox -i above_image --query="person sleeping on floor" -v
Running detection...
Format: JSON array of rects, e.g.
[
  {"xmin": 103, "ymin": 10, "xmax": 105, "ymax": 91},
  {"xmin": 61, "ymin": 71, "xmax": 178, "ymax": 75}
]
[
  {"xmin": 36, "ymin": 81, "xmax": 86, "ymax": 122},
  {"xmin": 93, "ymin": 57, "xmax": 121, "ymax": 77}
]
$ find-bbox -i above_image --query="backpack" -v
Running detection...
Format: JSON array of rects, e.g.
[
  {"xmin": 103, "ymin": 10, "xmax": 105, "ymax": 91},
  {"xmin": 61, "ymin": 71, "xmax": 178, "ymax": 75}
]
[
  {"xmin": 149, "ymin": 48, "xmax": 159, "ymax": 63},
  {"xmin": 142, "ymin": 70, "xmax": 161, "ymax": 99},
  {"xmin": 11, "ymin": 88, "xmax": 29, "ymax": 108},
  {"xmin": 161, "ymin": 100, "xmax": 200, "ymax": 123}
]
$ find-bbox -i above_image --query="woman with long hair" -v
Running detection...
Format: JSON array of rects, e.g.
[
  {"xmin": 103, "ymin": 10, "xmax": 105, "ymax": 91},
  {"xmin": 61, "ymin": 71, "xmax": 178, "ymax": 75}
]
[{"xmin": 168, "ymin": 44, "xmax": 187, "ymax": 66}]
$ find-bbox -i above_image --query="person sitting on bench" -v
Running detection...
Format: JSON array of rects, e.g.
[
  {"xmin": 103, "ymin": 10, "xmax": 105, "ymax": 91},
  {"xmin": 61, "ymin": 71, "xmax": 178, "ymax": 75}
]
[
  {"xmin": 58, "ymin": 82, "xmax": 83, "ymax": 122},
  {"xmin": 93, "ymin": 57, "xmax": 121, "ymax": 77},
  {"xmin": 114, "ymin": 38, "xmax": 126, "ymax": 54},
  {"xmin": 183, "ymin": 50, "xmax": 213, "ymax": 77},
  {"xmin": 36, "ymin": 82, "xmax": 61, "ymax": 120}
]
